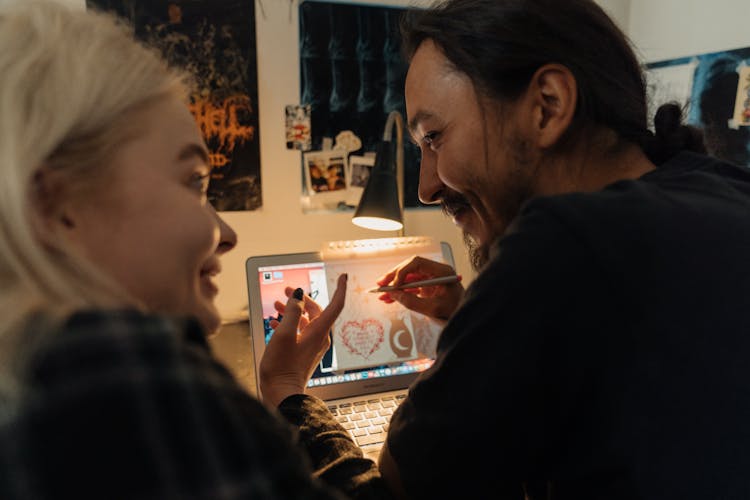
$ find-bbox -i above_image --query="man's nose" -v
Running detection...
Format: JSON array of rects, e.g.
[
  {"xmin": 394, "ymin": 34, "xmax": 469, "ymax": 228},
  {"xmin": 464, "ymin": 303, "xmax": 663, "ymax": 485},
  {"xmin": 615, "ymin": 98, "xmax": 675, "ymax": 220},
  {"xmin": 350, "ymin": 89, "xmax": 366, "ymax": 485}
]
[{"xmin": 417, "ymin": 154, "xmax": 443, "ymax": 205}]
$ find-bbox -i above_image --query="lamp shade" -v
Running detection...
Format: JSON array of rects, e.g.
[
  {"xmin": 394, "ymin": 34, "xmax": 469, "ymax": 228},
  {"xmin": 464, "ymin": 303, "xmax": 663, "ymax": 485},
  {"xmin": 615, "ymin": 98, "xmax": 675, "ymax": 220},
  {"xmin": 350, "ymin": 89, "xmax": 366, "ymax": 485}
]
[{"xmin": 352, "ymin": 140, "xmax": 403, "ymax": 231}]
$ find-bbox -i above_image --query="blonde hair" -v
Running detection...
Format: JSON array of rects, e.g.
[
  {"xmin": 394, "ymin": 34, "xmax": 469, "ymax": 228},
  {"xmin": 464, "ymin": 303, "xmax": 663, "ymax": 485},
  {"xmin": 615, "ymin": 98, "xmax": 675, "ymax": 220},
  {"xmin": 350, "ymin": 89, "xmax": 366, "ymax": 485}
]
[{"xmin": 0, "ymin": 2, "xmax": 191, "ymax": 369}]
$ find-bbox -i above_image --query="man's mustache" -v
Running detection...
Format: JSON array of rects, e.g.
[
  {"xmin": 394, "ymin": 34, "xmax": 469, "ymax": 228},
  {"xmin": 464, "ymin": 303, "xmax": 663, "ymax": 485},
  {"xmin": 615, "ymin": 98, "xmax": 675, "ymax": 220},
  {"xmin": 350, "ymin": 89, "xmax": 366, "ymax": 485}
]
[{"xmin": 440, "ymin": 190, "xmax": 472, "ymax": 218}]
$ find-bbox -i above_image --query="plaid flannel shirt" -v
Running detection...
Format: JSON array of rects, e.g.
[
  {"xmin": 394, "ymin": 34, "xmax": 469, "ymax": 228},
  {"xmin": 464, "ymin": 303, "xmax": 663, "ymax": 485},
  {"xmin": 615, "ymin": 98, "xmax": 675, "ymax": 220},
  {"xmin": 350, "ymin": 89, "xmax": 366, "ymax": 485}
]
[{"xmin": 0, "ymin": 309, "xmax": 389, "ymax": 499}]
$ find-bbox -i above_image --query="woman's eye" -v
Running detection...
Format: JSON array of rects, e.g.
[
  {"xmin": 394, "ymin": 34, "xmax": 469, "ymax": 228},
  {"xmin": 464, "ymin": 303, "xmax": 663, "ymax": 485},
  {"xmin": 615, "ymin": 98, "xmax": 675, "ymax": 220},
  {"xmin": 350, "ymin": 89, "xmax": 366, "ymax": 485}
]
[{"xmin": 190, "ymin": 172, "xmax": 211, "ymax": 194}]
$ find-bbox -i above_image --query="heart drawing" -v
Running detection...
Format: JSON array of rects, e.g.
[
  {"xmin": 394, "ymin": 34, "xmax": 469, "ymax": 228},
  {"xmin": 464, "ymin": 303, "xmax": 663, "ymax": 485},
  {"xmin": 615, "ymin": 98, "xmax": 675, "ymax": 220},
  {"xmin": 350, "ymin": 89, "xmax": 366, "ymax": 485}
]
[{"xmin": 340, "ymin": 319, "xmax": 385, "ymax": 359}]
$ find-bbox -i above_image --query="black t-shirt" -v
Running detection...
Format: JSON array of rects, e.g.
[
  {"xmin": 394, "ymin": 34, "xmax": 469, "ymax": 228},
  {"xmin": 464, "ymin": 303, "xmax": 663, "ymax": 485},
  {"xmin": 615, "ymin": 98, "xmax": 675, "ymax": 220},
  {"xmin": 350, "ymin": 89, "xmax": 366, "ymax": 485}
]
[{"xmin": 387, "ymin": 152, "xmax": 750, "ymax": 499}]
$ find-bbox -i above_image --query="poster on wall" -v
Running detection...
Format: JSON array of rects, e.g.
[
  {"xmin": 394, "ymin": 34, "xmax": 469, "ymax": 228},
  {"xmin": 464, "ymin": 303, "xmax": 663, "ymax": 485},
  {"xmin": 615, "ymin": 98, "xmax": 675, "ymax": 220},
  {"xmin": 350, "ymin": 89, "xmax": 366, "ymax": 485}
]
[
  {"xmin": 87, "ymin": 0, "xmax": 262, "ymax": 211},
  {"xmin": 646, "ymin": 46, "xmax": 750, "ymax": 167},
  {"xmin": 297, "ymin": 0, "xmax": 425, "ymax": 212}
]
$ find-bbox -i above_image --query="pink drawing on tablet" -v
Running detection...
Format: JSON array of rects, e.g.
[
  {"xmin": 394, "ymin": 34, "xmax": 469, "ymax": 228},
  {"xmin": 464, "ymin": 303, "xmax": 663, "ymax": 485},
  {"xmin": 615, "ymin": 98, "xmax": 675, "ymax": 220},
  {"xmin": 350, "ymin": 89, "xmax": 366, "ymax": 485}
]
[{"xmin": 340, "ymin": 319, "xmax": 384, "ymax": 359}]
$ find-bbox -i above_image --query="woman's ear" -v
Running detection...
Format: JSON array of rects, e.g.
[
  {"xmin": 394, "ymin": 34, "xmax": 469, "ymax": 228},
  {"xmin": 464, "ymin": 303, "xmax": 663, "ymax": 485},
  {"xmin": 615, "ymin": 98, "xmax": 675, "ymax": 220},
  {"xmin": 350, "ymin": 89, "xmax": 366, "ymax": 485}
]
[
  {"xmin": 525, "ymin": 63, "xmax": 578, "ymax": 149},
  {"xmin": 30, "ymin": 166, "xmax": 75, "ymax": 244}
]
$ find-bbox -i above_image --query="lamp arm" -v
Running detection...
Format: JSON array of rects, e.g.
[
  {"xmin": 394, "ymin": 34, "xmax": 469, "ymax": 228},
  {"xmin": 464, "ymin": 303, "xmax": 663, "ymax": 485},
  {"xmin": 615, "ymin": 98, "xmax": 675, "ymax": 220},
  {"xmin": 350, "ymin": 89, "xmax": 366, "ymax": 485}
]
[{"xmin": 383, "ymin": 111, "xmax": 405, "ymax": 236}]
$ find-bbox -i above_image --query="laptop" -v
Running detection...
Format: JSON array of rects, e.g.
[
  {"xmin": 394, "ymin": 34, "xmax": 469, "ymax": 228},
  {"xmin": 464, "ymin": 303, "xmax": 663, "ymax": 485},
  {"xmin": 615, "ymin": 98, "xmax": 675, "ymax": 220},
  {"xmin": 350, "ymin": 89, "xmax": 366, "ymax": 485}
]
[{"xmin": 245, "ymin": 237, "xmax": 455, "ymax": 460}]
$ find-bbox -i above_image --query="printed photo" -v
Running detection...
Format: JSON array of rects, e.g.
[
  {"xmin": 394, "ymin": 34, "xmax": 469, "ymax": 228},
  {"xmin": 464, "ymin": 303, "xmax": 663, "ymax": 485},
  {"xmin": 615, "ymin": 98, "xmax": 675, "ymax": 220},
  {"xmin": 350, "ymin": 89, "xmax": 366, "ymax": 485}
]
[
  {"xmin": 733, "ymin": 66, "xmax": 750, "ymax": 126},
  {"xmin": 304, "ymin": 151, "xmax": 348, "ymax": 194},
  {"xmin": 345, "ymin": 154, "xmax": 375, "ymax": 207},
  {"xmin": 285, "ymin": 104, "xmax": 312, "ymax": 151},
  {"xmin": 348, "ymin": 155, "xmax": 374, "ymax": 188}
]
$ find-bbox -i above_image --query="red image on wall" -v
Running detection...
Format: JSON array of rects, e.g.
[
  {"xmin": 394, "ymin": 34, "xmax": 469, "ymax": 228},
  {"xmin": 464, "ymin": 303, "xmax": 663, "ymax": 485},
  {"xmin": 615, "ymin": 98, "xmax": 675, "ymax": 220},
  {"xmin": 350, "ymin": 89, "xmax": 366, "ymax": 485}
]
[{"xmin": 87, "ymin": 0, "xmax": 262, "ymax": 211}]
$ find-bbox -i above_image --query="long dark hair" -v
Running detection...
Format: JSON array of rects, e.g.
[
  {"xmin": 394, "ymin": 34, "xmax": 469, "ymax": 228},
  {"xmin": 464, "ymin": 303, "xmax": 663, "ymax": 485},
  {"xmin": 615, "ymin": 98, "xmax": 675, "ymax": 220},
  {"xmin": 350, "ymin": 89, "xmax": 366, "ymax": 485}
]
[{"xmin": 401, "ymin": 0, "xmax": 705, "ymax": 164}]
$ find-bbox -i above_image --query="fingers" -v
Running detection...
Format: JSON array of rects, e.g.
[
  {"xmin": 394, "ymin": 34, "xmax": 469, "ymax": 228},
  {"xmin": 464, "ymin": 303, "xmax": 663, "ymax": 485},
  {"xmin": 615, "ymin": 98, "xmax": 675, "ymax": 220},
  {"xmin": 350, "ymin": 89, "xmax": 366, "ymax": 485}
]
[
  {"xmin": 385, "ymin": 278, "xmax": 464, "ymax": 321},
  {"xmin": 316, "ymin": 273, "xmax": 348, "ymax": 325},
  {"xmin": 378, "ymin": 256, "xmax": 455, "ymax": 289},
  {"xmin": 303, "ymin": 294, "xmax": 323, "ymax": 319},
  {"xmin": 377, "ymin": 256, "xmax": 412, "ymax": 286},
  {"xmin": 298, "ymin": 315, "xmax": 310, "ymax": 330},
  {"xmin": 376, "ymin": 269, "xmax": 397, "ymax": 287},
  {"xmin": 401, "ymin": 272, "xmax": 429, "ymax": 286},
  {"xmin": 273, "ymin": 275, "xmax": 348, "ymax": 339},
  {"xmin": 378, "ymin": 286, "xmax": 418, "ymax": 304},
  {"xmin": 394, "ymin": 256, "xmax": 454, "ymax": 285},
  {"xmin": 273, "ymin": 300, "xmax": 285, "ymax": 315},
  {"xmin": 386, "ymin": 290, "xmax": 434, "ymax": 317},
  {"xmin": 272, "ymin": 293, "xmax": 304, "ymax": 346},
  {"xmin": 270, "ymin": 315, "xmax": 308, "ymax": 330},
  {"xmin": 376, "ymin": 255, "xmax": 421, "ymax": 286},
  {"xmin": 283, "ymin": 285, "xmax": 323, "ymax": 319}
]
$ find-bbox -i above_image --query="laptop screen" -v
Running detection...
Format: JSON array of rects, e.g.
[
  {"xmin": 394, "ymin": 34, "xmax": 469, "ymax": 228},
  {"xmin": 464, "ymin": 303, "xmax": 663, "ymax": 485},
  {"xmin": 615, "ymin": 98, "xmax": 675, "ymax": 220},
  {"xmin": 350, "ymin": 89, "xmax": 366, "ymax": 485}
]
[{"xmin": 246, "ymin": 238, "xmax": 455, "ymax": 400}]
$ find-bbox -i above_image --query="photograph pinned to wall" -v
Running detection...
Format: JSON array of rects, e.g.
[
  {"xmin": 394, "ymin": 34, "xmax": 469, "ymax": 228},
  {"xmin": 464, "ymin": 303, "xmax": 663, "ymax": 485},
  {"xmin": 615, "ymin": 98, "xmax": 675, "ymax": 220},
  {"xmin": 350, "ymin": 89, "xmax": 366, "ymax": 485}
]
[
  {"xmin": 733, "ymin": 65, "xmax": 750, "ymax": 127},
  {"xmin": 303, "ymin": 150, "xmax": 349, "ymax": 211},
  {"xmin": 345, "ymin": 154, "xmax": 374, "ymax": 207},
  {"xmin": 87, "ymin": 0, "xmax": 262, "ymax": 211},
  {"xmin": 286, "ymin": 104, "xmax": 312, "ymax": 151}
]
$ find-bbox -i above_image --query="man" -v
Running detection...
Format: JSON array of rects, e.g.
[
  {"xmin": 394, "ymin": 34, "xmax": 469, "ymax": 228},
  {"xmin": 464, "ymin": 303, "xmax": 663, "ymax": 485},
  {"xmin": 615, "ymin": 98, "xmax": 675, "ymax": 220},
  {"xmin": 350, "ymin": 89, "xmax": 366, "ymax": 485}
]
[
  {"xmin": 375, "ymin": 1, "xmax": 750, "ymax": 499},
  {"xmin": 263, "ymin": 1, "xmax": 750, "ymax": 499}
]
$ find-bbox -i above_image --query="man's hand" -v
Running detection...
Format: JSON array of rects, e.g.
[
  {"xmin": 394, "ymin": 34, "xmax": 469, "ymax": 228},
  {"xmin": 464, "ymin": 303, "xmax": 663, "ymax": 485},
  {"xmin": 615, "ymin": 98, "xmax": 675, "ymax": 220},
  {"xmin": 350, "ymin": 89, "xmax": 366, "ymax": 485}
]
[{"xmin": 376, "ymin": 256, "xmax": 464, "ymax": 324}]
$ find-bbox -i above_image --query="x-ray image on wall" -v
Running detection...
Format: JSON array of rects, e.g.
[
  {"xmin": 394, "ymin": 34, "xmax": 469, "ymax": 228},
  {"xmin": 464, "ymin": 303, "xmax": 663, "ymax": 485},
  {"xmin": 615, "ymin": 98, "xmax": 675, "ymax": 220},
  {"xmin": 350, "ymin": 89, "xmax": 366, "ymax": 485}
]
[
  {"xmin": 298, "ymin": 1, "xmax": 425, "ymax": 208},
  {"xmin": 646, "ymin": 46, "xmax": 750, "ymax": 168}
]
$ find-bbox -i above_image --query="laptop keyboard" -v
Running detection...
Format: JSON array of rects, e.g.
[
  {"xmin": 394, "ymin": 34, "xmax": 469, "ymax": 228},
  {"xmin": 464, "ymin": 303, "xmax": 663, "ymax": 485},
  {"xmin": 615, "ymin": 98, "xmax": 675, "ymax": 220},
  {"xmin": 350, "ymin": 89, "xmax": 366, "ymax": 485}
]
[{"xmin": 328, "ymin": 393, "xmax": 406, "ymax": 447}]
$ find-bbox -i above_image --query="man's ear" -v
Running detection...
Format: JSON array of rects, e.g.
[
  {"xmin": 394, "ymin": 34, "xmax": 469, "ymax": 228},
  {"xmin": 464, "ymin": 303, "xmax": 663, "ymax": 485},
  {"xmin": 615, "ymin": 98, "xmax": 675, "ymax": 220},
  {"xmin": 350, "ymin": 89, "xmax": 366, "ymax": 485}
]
[{"xmin": 524, "ymin": 63, "xmax": 578, "ymax": 149}]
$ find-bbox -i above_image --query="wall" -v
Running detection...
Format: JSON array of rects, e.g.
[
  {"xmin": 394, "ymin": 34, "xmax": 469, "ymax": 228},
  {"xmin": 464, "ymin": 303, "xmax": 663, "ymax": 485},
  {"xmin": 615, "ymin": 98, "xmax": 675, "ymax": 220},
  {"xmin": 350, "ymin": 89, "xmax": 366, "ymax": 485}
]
[
  {"xmin": 628, "ymin": 0, "xmax": 750, "ymax": 62},
  {"xmin": 595, "ymin": 0, "xmax": 630, "ymax": 32}
]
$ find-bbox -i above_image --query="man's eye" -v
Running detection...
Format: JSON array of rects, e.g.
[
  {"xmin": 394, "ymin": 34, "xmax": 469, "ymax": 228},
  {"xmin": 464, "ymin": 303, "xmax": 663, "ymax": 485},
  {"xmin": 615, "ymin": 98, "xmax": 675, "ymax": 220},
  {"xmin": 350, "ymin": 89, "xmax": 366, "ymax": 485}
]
[{"xmin": 422, "ymin": 131, "xmax": 438, "ymax": 146}]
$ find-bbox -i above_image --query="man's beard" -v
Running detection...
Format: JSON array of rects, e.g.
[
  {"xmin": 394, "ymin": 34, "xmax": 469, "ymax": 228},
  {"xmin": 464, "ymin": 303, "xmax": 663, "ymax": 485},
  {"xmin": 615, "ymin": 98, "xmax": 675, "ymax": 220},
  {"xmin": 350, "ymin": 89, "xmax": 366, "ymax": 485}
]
[
  {"xmin": 463, "ymin": 231, "xmax": 489, "ymax": 272},
  {"xmin": 441, "ymin": 191, "xmax": 490, "ymax": 271},
  {"xmin": 440, "ymin": 137, "xmax": 535, "ymax": 273}
]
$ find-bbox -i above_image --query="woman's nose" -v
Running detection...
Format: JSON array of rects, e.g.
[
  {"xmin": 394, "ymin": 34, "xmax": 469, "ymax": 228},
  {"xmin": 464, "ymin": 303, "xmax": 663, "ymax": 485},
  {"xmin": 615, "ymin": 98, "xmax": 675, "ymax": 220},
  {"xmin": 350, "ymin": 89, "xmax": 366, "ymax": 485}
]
[{"xmin": 210, "ymin": 205, "xmax": 237, "ymax": 255}]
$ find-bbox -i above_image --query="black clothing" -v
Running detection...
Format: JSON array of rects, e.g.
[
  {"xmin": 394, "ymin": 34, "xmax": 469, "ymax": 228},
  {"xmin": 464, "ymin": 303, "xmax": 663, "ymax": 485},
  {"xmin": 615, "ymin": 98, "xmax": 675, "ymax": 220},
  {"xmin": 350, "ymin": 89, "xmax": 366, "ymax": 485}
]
[
  {"xmin": 0, "ymin": 310, "xmax": 389, "ymax": 499},
  {"xmin": 386, "ymin": 152, "xmax": 750, "ymax": 499}
]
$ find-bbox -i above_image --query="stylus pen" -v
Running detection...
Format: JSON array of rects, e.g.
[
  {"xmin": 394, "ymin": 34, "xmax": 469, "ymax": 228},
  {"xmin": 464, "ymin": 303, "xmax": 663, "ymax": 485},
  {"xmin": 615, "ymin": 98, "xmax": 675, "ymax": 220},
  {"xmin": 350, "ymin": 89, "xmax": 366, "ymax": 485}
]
[{"xmin": 367, "ymin": 275, "xmax": 461, "ymax": 293}]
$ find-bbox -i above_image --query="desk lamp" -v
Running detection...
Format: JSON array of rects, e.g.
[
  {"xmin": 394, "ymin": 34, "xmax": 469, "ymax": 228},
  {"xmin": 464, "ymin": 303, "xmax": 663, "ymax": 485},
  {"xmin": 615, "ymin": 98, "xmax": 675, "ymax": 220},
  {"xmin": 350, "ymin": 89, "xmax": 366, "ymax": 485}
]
[{"xmin": 352, "ymin": 110, "xmax": 405, "ymax": 236}]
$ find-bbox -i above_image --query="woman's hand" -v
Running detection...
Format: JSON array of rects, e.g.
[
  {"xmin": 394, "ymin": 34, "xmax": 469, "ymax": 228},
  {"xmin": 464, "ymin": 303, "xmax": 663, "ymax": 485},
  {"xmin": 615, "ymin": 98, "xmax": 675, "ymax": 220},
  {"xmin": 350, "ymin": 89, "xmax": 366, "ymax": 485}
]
[
  {"xmin": 376, "ymin": 256, "xmax": 463, "ymax": 324},
  {"xmin": 259, "ymin": 273, "xmax": 348, "ymax": 407}
]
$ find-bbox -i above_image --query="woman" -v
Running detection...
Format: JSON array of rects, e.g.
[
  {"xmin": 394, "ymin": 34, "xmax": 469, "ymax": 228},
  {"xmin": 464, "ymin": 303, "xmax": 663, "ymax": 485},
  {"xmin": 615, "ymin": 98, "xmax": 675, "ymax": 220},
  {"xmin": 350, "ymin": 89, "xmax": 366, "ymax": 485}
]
[{"xmin": 0, "ymin": 2, "xmax": 387, "ymax": 498}]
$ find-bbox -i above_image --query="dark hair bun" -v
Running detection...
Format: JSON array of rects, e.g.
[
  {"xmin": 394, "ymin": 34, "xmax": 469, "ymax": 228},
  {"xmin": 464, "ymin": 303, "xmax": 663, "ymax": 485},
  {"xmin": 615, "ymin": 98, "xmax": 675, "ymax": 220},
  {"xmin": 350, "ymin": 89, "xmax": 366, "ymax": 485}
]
[
  {"xmin": 646, "ymin": 102, "xmax": 707, "ymax": 165},
  {"xmin": 654, "ymin": 102, "xmax": 683, "ymax": 139}
]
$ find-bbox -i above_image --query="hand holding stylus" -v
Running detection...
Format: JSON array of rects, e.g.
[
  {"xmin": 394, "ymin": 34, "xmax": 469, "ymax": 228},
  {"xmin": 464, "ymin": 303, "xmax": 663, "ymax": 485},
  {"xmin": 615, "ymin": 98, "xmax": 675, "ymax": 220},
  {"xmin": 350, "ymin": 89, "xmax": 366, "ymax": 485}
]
[{"xmin": 375, "ymin": 256, "xmax": 464, "ymax": 324}]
